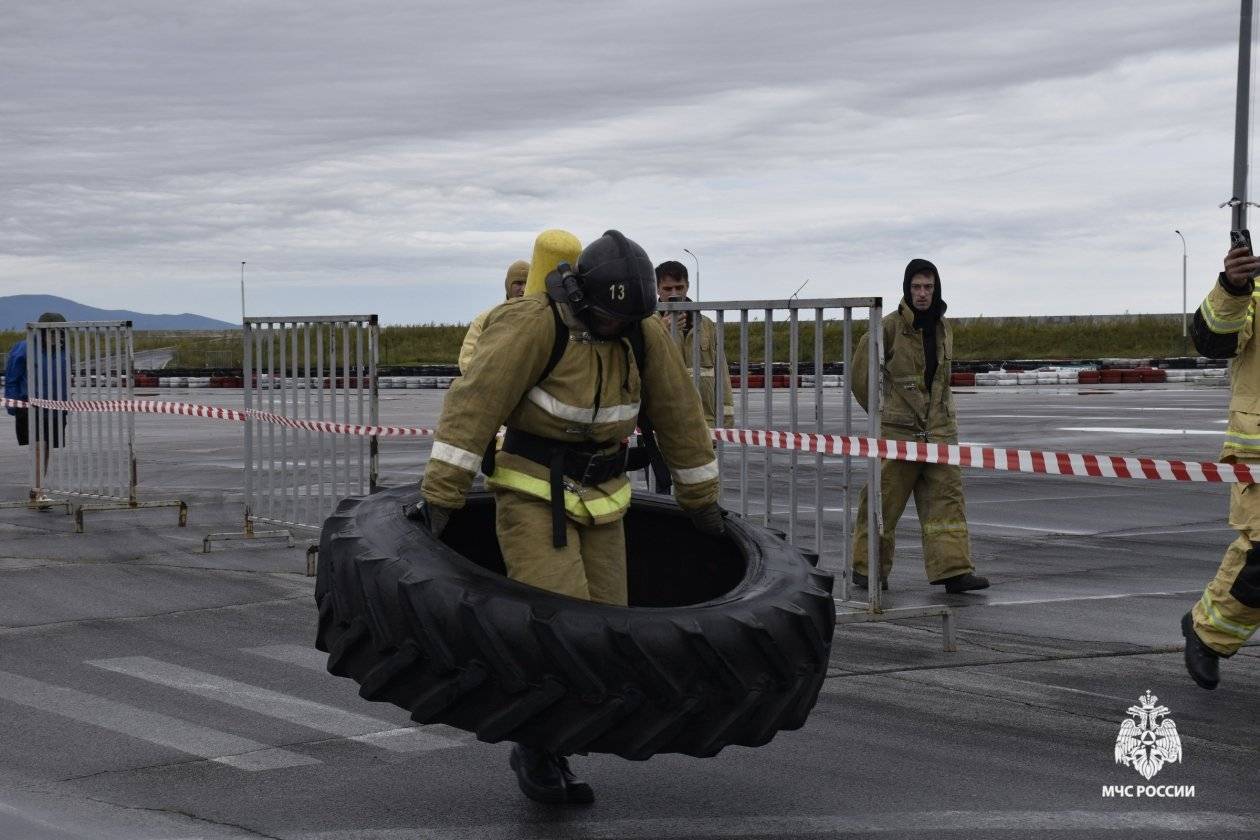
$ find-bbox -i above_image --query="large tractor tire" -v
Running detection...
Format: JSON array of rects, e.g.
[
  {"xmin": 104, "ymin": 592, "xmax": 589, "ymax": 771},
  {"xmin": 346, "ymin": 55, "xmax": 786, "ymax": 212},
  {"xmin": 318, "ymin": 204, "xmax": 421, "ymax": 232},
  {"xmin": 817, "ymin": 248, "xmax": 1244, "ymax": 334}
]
[{"xmin": 314, "ymin": 487, "xmax": 835, "ymax": 759}]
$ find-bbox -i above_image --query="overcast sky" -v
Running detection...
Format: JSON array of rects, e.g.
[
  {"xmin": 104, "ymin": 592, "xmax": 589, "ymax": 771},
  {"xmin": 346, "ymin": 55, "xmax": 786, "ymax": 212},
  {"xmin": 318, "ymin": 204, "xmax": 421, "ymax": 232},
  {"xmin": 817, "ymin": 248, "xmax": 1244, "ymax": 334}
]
[{"xmin": 1, "ymin": 1, "xmax": 1252, "ymax": 324}]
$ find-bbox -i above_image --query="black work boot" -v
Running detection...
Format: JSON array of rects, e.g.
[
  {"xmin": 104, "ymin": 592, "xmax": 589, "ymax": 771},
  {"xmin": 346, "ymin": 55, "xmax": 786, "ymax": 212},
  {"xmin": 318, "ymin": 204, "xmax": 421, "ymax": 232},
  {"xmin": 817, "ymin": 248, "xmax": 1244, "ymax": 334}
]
[
  {"xmin": 935, "ymin": 572, "xmax": 990, "ymax": 593},
  {"xmin": 852, "ymin": 571, "xmax": 888, "ymax": 591},
  {"xmin": 509, "ymin": 744, "xmax": 567, "ymax": 804},
  {"xmin": 553, "ymin": 753, "xmax": 595, "ymax": 804},
  {"xmin": 1181, "ymin": 612, "xmax": 1221, "ymax": 690}
]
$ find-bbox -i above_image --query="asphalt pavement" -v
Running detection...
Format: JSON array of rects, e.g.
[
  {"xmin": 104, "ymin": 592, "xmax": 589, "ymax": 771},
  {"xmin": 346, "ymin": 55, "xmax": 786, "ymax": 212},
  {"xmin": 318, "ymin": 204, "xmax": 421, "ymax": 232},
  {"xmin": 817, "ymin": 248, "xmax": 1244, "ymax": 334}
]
[{"xmin": 0, "ymin": 384, "xmax": 1256, "ymax": 839}]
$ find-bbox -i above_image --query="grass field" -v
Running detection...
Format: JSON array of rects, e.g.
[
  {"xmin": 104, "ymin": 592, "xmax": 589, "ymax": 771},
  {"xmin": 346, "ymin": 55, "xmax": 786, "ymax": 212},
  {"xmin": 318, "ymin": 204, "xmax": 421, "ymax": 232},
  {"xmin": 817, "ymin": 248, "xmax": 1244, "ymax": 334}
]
[{"xmin": 0, "ymin": 314, "xmax": 1194, "ymax": 368}]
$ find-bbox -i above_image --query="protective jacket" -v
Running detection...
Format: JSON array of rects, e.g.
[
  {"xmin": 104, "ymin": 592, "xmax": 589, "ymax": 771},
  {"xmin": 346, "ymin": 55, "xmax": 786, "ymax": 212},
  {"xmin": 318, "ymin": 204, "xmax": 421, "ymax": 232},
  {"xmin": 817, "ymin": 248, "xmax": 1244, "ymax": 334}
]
[
  {"xmin": 1193, "ymin": 273, "xmax": 1260, "ymax": 458},
  {"xmin": 423, "ymin": 296, "xmax": 720, "ymax": 526},
  {"xmin": 850, "ymin": 300, "xmax": 958, "ymax": 443},
  {"xmin": 664, "ymin": 309, "xmax": 734, "ymax": 427}
]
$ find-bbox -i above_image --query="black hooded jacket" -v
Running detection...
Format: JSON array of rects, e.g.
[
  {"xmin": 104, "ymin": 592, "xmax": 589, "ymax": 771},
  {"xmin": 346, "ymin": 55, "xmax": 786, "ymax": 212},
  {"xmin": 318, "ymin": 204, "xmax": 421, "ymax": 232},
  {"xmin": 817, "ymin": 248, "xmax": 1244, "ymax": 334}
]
[{"xmin": 903, "ymin": 258, "xmax": 947, "ymax": 391}]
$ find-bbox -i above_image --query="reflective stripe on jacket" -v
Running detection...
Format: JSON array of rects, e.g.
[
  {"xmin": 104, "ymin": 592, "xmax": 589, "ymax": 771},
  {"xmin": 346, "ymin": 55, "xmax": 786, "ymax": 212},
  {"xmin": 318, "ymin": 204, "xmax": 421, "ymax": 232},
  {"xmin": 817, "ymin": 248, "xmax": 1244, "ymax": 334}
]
[{"xmin": 422, "ymin": 295, "xmax": 719, "ymax": 523}]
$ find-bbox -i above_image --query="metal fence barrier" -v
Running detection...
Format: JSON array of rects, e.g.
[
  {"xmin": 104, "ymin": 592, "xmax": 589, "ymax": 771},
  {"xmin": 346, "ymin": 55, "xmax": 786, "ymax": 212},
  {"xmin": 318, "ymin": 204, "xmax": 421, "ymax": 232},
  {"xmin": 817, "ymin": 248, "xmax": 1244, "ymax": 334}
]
[
  {"xmin": 205, "ymin": 315, "xmax": 379, "ymax": 560},
  {"xmin": 0, "ymin": 320, "xmax": 187, "ymax": 531},
  {"xmin": 657, "ymin": 297, "xmax": 955, "ymax": 650}
]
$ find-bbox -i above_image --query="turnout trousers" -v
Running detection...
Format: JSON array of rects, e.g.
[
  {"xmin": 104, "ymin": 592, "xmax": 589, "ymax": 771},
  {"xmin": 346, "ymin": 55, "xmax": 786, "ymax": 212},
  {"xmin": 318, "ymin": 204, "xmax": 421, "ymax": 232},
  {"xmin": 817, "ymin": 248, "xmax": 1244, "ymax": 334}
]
[
  {"xmin": 852, "ymin": 458, "xmax": 973, "ymax": 583},
  {"xmin": 493, "ymin": 489, "xmax": 628, "ymax": 607},
  {"xmin": 1192, "ymin": 469, "xmax": 1260, "ymax": 655}
]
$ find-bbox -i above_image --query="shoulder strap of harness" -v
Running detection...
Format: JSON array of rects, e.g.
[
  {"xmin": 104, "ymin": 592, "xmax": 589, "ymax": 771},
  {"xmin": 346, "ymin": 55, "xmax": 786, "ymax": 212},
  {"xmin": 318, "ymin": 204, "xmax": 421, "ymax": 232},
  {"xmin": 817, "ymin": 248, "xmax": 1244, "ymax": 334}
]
[
  {"xmin": 626, "ymin": 322, "xmax": 672, "ymax": 493},
  {"xmin": 539, "ymin": 299, "xmax": 569, "ymax": 387},
  {"xmin": 480, "ymin": 298, "xmax": 572, "ymax": 479}
]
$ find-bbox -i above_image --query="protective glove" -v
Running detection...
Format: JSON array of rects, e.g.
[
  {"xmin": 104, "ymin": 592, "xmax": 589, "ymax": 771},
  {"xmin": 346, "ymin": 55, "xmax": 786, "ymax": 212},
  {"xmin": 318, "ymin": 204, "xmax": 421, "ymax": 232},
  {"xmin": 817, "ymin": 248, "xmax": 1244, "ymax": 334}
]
[
  {"xmin": 405, "ymin": 500, "xmax": 453, "ymax": 538},
  {"xmin": 689, "ymin": 502, "xmax": 727, "ymax": 536}
]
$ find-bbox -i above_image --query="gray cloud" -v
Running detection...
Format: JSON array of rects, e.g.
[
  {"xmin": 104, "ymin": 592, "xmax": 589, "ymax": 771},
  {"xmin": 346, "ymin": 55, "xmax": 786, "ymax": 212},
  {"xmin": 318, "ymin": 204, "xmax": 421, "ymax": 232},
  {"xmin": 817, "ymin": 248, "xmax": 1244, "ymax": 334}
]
[{"xmin": 0, "ymin": 0, "xmax": 1247, "ymax": 322}]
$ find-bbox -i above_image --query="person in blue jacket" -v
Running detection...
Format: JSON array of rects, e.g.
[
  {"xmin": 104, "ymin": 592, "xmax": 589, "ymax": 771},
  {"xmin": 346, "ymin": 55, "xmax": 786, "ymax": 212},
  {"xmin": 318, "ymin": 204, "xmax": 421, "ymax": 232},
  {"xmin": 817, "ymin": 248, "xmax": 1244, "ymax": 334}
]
[{"xmin": 5, "ymin": 313, "xmax": 69, "ymax": 500}]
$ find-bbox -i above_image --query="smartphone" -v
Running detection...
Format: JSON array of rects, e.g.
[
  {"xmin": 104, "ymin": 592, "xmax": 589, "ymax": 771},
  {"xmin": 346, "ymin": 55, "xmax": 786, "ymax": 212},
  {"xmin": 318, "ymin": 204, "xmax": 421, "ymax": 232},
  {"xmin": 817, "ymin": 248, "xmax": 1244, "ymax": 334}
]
[
  {"xmin": 666, "ymin": 296, "xmax": 692, "ymax": 333},
  {"xmin": 1231, "ymin": 228, "xmax": 1252, "ymax": 255}
]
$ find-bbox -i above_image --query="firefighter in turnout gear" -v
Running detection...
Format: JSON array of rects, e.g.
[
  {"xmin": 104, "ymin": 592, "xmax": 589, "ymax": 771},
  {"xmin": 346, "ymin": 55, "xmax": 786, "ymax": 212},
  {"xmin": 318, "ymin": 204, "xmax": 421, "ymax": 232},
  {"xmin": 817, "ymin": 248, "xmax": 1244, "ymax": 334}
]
[
  {"xmin": 459, "ymin": 259, "xmax": 530, "ymax": 373},
  {"xmin": 1183, "ymin": 241, "xmax": 1260, "ymax": 689},
  {"xmin": 415, "ymin": 229, "xmax": 723, "ymax": 804},
  {"xmin": 849, "ymin": 259, "xmax": 989, "ymax": 594}
]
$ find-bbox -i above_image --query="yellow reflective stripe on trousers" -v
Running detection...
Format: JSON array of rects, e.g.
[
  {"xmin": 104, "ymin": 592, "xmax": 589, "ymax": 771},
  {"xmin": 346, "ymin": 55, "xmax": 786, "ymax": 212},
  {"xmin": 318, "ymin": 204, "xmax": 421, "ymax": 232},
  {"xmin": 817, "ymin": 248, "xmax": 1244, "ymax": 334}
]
[
  {"xmin": 1200, "ymin": 298, "xmax": 1247, "ymax": 334},
  {"xmin": 1199, "ymin": 590, "xmax": 1258, "ymax": 640},
  {"xmin": 922, "ymin": 521, "xmax": 968, "ymax": 536},
  {"xmin": 487, "ymin": 466, "xmax": 632, "ymax": 519},
  {"xmin": 1224, "ymin": 425, "xmax": 1260, "ymax": 452}
]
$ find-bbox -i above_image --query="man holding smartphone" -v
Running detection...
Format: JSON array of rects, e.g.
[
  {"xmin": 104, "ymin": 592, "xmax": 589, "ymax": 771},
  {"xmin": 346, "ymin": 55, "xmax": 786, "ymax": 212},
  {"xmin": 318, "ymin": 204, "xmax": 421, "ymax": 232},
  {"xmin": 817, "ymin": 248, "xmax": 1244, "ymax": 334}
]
[{"xmin": 1183, "ymin": 234, "xmax": 1260, "ymax": 689}]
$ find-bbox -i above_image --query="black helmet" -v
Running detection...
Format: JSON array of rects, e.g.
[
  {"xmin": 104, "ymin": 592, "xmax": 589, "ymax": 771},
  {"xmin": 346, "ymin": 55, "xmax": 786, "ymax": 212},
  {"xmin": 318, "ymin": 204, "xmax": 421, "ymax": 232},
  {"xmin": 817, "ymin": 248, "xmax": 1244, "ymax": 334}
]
[{"xmin": 546, "ymin": 230, "xmax": 657, "ymax": 334}]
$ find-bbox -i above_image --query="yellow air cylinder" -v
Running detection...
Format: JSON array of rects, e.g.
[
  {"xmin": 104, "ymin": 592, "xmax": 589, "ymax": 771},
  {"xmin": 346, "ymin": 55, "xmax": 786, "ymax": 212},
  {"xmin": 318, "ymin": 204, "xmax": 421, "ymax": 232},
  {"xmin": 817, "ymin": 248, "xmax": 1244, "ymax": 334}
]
[{"xmin": 524, "ymin": 229, "xmax": 582, "ymax": 296}]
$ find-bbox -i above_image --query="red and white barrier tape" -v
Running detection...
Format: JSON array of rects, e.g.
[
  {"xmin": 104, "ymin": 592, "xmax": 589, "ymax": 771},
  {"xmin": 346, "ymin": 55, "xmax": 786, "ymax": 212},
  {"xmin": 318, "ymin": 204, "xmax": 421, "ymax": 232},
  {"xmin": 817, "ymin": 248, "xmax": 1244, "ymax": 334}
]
[
  {"xmin": 4, "ymin": 397, "xmax": 436, "ymax": 438},
  {"xmin": 4, "ymin": 395, "xmax": 1255, "ymax": 483},
  {"xmin": 710, "ymin": 428, "xmax": 1260, "ymax": 484}
]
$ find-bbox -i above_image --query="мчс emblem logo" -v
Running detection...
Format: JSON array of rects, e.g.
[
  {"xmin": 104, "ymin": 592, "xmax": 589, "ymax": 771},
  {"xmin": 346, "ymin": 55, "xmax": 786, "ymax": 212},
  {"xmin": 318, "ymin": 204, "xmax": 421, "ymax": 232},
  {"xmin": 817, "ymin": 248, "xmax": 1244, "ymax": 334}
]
[{"xmin": 1114, "ymin": 690, "xmax": 1182, "ymax": 780}]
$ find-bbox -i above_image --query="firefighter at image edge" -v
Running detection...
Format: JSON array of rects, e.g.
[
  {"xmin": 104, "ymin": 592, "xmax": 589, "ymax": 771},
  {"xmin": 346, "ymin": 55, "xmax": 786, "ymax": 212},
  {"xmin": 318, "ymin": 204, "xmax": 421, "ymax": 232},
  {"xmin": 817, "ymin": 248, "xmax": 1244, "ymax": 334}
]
[
  {"xmin": 410, "ymin": 229, "xmax": 724, "ymax": 804},
  {"xmin": 1184, "ymin": 239, "xmax": 1260, "ymax": 689}
]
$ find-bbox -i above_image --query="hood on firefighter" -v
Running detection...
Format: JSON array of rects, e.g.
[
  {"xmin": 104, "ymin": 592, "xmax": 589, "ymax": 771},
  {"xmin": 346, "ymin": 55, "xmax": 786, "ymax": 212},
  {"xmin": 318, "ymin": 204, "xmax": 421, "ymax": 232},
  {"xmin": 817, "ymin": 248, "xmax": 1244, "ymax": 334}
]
[
  {"xmin": 504, "ymin": 260, "xmax": 529, "ymax": 299},
  {"xmin": 903, "ymin": 258, "xmax": 946, "ymax": 323},
  {"xmin": 525, "ymin": 230, "xmax": 582, "ymax": 296}
]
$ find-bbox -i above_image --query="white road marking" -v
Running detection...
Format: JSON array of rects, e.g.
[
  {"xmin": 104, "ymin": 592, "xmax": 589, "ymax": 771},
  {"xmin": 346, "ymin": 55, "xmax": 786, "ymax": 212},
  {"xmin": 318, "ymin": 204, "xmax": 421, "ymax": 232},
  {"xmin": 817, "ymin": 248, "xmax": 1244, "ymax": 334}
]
[
  {"xmin": 243, "ymin": 644, "xmax": 473, "ymax": 745},
  {"xmin": 293, "ymin": 811, "xmax": 1256, "ymax": 838},
  {"xmin": 964, "ymin": 407, "xmax": 1222, "ymax": 413},
  {"xmin": 831, "ymin": 588, "xmax": 1201, "ymax": 610},
  {"xmin": 0, "ymin": 669, "xmax": 317, "ymax": 770},
  {"xmin": 246, "ymin": 644, "xmax": 331, "ymax": 672},
  {"xmin": 967, "ymin": 493, "xmax": 1130, "ymax": 505},
  {"xmin": 820, "ymin": 669, "xmax": 1136, "ymax": 706},
  {"xmin": 969, "ymin": 588, "xmax": 1202, "ymax": 608},
  {"xmin": 966, "ymin": 414, "xmax": 1211, "ymax": 420},
  {"xmin": 1058, "ymin": 426, "xmax": 1221, "ymax": 435},
  {"xmin": 88, "ymin": 656, "xmax": 464, "ymax": 752}
]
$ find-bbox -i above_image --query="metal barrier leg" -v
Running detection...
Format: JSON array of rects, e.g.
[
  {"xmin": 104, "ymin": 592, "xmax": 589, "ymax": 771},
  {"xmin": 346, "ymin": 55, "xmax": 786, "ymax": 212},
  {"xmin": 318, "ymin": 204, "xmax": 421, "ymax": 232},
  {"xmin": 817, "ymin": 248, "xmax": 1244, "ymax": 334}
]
[{"xmin": 204, "ymin": 508, "xmax": 294, "ymax": 552}]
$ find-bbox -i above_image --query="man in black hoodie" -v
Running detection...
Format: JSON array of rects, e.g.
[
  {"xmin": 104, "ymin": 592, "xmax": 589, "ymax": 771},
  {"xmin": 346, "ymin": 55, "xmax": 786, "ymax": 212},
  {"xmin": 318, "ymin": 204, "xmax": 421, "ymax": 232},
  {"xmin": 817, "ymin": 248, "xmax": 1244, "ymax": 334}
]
[{"xmin": 848, "ymin": 259, "xmax": 989, "ymax": 593}]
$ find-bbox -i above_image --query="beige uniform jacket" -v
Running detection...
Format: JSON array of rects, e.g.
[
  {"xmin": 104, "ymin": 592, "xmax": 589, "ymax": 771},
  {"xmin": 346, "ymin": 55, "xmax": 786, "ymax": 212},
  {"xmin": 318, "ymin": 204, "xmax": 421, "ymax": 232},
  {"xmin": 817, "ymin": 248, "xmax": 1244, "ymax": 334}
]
[
  {"xmin": 850, "ymin": 300, "xmax": 958, "ymax": 444},
  {"xmin": 664, "ymin": 312, "xmax": 735, "ymax": 427},
  {"xmin": 423, "ymin": 295, "xmax": 720, "ymax": 524},
  {"xmin": 1198, "ymin": 277, "xmax": 1260, "ymax": 459}
]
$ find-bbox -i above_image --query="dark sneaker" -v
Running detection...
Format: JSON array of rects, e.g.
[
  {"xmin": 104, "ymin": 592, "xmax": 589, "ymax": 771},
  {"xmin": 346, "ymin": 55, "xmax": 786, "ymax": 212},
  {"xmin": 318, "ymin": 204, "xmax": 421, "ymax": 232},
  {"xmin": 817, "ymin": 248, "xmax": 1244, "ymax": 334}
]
[
  {"xmin": 935, "ymin": 572, "xmax": 990, "ymax": 594},
  {"xmin": 509, "ymin": 744, "xmax": 567, "ymax": 804},
  {"xmin": 1181, "ymin": 612, "xmax": 1220, "ymax": 690},
  {"xmin": 852, "ymin": 571, "xmax": 888, "ymax": 591},
  {"xmin": 553, "ymin": 754, "xmax": 595, "ymax": 804}
]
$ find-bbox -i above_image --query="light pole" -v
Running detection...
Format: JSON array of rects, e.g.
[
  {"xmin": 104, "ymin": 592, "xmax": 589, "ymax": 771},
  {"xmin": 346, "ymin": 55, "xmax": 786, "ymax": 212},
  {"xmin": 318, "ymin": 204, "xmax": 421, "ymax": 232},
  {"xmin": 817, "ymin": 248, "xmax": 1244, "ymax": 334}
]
[
  {"xmin": 240, "ymin": 261, "xmax": 247, "ymax": 322},
  {"xmin": 683, "ymin": 248, "xmax": 699, "ymax": 300},
  {"xmin": 1174, "ymin": 230, "xmax": 1187, "ymax": 355}
]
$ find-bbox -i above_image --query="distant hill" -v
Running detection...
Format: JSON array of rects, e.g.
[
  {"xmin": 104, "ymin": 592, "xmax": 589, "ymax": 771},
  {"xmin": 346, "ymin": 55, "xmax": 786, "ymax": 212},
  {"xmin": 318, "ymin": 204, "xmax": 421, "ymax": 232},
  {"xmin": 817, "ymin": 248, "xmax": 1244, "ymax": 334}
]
[{"xmin": 0, "ymin": 295, "xmax": 236, "ymax": 331}]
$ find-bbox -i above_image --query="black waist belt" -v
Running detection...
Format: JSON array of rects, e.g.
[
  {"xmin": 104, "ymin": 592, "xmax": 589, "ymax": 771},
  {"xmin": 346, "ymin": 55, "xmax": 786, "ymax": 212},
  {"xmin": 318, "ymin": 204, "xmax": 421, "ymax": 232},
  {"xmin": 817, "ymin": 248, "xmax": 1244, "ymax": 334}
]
[{"xmin": 500, "ymin": 428, "xmax": 629, "ymax": 548}]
